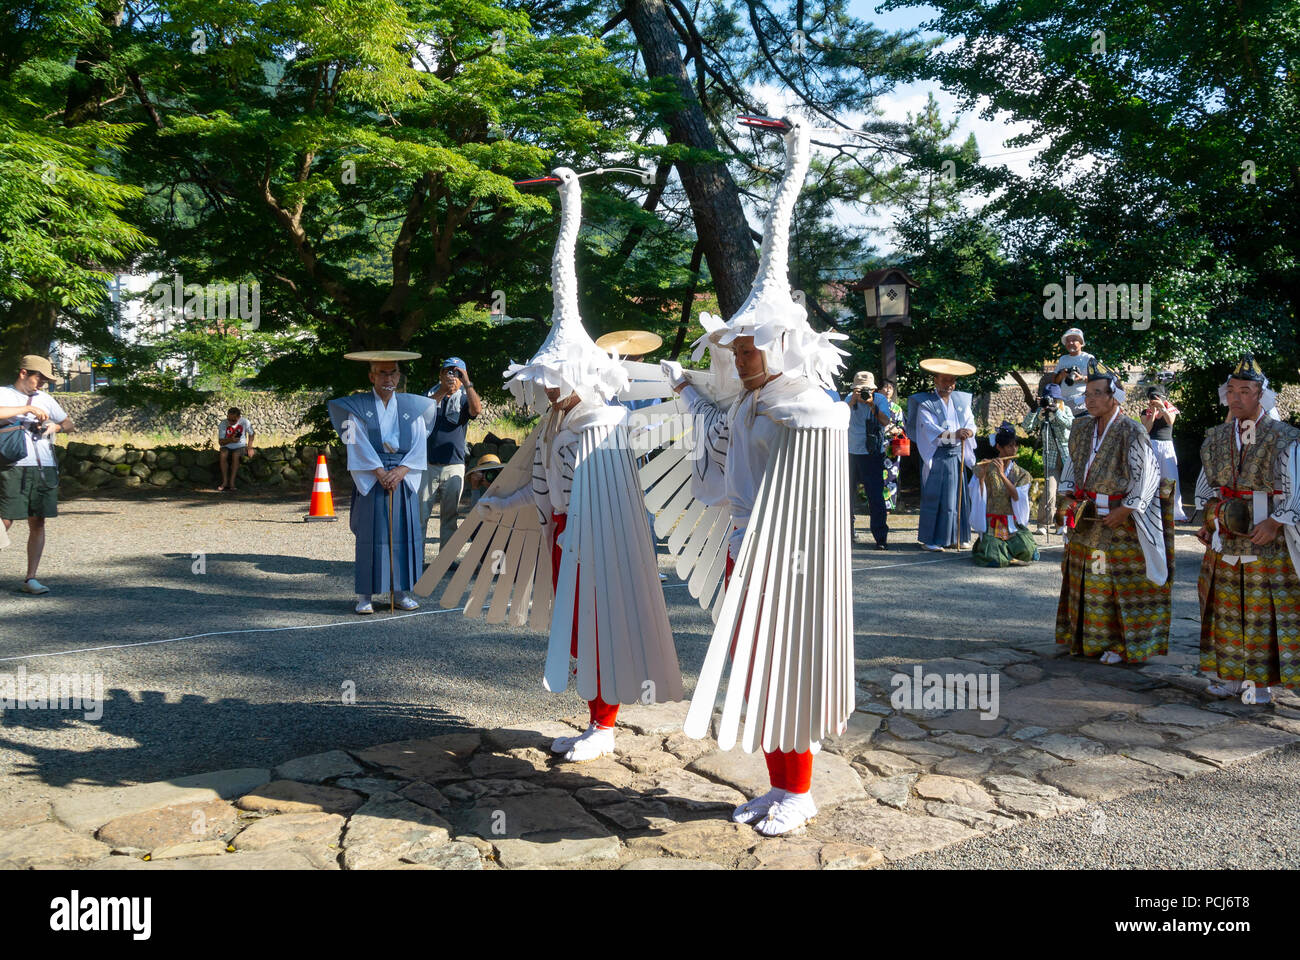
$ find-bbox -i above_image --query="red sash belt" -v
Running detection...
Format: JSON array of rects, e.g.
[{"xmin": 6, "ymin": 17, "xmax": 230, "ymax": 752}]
[
  {"xmin": 1220, "ymin": 486, "xmax": 1282, "ymax": 498},
  {"xmin": 1077, "ymin": 490, "xmax": 1122, "ymax": 506}
]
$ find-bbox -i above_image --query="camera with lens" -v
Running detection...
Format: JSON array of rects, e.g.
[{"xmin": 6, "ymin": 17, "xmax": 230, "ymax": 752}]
[{"xmin": 1062, "ymin": 368, "xmax": 1083, "ymax": 386}]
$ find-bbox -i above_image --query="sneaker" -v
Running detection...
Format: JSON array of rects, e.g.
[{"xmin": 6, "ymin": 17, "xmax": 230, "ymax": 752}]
[
  {"xmin": 355, "ymin": 595, "xmax": 374, "ymax": 615},
  {"xmin": 564, "ymin": 725, "xmax": 615, "ymax": 762},
  {"xmin": 755, "ymin": 792, "xmax": 818, "ymax": 836},
  {"xmin": 733, "ymin": 788, "xmax": 786, "ymax": 825},
  {"xmin": 396, "ymin": 592, "xmax": 419, "ymax": 610},
  {"xmin": 21, "ymin": 578, "xmax": 49, "ymax": 595}
]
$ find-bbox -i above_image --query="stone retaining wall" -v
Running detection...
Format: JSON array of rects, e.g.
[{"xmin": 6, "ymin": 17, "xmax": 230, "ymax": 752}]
[{"xmin": 55, "ymin": 436, "xmax": 523, "ymax": 496}]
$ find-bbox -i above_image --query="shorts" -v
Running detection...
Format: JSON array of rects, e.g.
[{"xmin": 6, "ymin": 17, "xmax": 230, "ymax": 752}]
[{"xmin": 0, "ymin": 466, "xmax": 59, "ymax": 520}]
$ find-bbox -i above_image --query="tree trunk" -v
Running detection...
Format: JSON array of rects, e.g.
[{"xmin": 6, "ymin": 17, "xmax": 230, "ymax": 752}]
[
  {"xmin": 1, "ymin": 298, "xmax": 59, "ymax": 377},
  {"xmin": 624, "ymin": 0, "xmax": 758, "ymax": 319}
]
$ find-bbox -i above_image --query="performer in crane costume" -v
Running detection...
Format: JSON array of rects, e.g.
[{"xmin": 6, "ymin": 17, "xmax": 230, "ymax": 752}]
[
  {"xmin": 413, "ymin": 166, "xmax": 682, "ymax": 762},
  {"xmin": 660, "ymin": 115, "xmax": 854, "ymax": 836}
]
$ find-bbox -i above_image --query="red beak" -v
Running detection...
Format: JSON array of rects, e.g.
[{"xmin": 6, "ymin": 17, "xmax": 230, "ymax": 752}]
[
  {"xmin": 513, "ymin": 176, "xmax": 560, "ymax": 187},
  {"xmin": 738, "ymin": 114, "xmax": 791, "ymax": 131}
]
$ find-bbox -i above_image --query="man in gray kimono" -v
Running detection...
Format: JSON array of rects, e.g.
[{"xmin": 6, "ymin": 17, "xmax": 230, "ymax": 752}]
[{"xmin": 329, "ymin": 351, "xmax": 437, "ymax": 614}]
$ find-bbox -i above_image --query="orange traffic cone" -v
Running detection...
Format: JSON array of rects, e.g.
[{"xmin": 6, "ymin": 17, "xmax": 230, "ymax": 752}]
[{"xmin": 305, "ymin": 455, "xmax": 337, "ymax": 521}]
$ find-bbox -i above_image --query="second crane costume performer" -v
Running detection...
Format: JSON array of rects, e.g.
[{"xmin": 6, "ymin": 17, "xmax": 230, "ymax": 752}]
[
  {"xmin": 414, "ymin": 166, "xmax": 682, "ymax": 763},
  {"xmin": 664, "ymin": 116, "xmax": 853, "ymax": 837}
]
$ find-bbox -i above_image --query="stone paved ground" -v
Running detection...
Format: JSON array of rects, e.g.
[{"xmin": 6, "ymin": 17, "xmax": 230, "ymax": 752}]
[
  {"xmin": 3, "ymin": 497, "xmax": 1298, "ymax": 869},
  {"xmin": 3, "ymin": 648, "xmax": 1297, "ymax": 870}
]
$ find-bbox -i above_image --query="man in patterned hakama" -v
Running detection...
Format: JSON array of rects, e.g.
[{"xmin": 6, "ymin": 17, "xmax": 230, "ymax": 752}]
[
  {"xmin": 968, "ymin": 422, "xmax": 1039, "ymax": 567},
  {"xmin": 1194, "ymin": 354, "xmax": 1300, "ymax": 704},
  {"xmin": 328, "ymin": 352, "xmax": 436, "ymax": 615},
  {"xmin": 661, "ymin": 115, "xmax": 854, "ymax": 837},
  {"xmin": 1056, "ymin": 359, "xmax": 1174, "ymax": 664}
]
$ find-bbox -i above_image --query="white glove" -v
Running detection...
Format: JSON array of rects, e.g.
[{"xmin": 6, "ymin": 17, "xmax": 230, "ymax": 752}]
[
  {"xmin": 660, "ymin": 359, "xmax": 688, "ymax": 389},
  {"xmin": 475, "ymin": 497, "xmax": 503, "ymax": 521}
]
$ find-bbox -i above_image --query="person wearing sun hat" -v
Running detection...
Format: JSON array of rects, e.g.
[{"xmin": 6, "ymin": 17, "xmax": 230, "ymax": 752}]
[
  {"xmin": 328, "ymin": 350, "xmax": 438, "ymax": 615},
  {"xmin": 910, "ymin": 357, "xmax": 977, "ymax": 551},
  {"xmin": 1056, "ymin": 357, "xmax": 1173, "ymax": 665},
  {"xmin": 1052, "ymin": 327, "xmax": 1094, "ymax": 416},
  {"xmin": 1193, "ymin": 353, "xmax": 1300, "ymax": 704},
  {"xmin": 845, "ymin": 370, "xmax": 891, "ymax": 549},
  {"xmin": 462, "ymin": 452, "xmax": 503, "ymax": 509},
  {"xmin": 0, "ymin": 355, "xmax": 74, "ymax": 592}
]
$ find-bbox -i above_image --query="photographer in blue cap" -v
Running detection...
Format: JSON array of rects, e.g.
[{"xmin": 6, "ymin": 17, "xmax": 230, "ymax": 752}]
[{"xmin": 419, "ymin": 356, "xmax": 482, "ymax": 560}]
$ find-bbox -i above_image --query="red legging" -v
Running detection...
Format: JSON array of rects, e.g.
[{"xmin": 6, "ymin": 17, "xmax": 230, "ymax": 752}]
[
  {"xmin": 552, "ymin": 512, "xmax": 619, "ymax": 729},
  {"xmin": 725, "ymin": 549, "xmax": 813, "ymax": 793}
]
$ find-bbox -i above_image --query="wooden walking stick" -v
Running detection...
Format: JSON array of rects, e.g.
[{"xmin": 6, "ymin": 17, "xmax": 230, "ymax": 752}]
[{"xmin": 388, "ymin": 485, "xmax": 396, "ymax": 613}]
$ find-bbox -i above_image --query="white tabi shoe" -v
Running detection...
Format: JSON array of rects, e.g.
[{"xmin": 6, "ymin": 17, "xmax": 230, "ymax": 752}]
[
  {"xmin": 922, "ymin": 544, "xmax": 944, "ymax": 552},
  {"xmin": 564, "ymin": 725, "xmax": 615, "ymax": 762},
  {"xmin": 733, "ymin": 788, "xmax": 786, "ymax": 825},
  {"xmin": 1206, "ymin": 679, "xmax": 1243, "ymax": 697},
  {"xmin": 1099, "ymin": 650, "xmax": 1123, "ymax": 665},
  {"xmin": 755, "ymin": 792, "xmax": 818, "ymax": 836},
  {"xmin": 395, "ymin": 592, "xmax": 419, "ymax": 610},
  {"xmin": 22, "ymin": 578, "xmax": 49, "ymax": 594},
  {"xmin": 551, "ymin": 723, "xmax": 595, "ymax": 754},
  {"xmin": 355, "ymin": 595, "xmax": 374, "ymax": 615}
]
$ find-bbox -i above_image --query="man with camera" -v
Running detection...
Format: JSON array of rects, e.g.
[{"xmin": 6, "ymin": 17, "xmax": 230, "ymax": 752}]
[
  {"xmin": 1193, "ymin": 354, "xmax": 1300, "ymax": 704},
  {"xmin": 1140, "ymin": 381, "xmax": 1189, "ymax": 522},
  {"xmin": 0, "ymin": 356, "xmax": 75, "ymax": 593},
  {"xmin": 419, "ymin": 357, "xmax": 482, "ymax": 560},
  {"xmin": 1051, "ymin": 328, "xmax": 1093, "ymax": 416},
  {"xmin": 1022, "ymin": 381, "xmax": 1073, "ymax": 535},
  {"xmin": 845, "ymin": 371, "xmax": 892, "ymax": 549}
]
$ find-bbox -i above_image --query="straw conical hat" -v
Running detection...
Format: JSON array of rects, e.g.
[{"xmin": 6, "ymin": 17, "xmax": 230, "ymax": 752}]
[
  {"xmin": 919, "ymin": 357, "xmax": 975, "ymax": 377},
  {"xmin": 468, "ymin": 453, "xmax": 503, "ymax": 474},
  {"xmin": 595, "ymin": 330, "xmax": 663, "ymax": 356},
  {"xmin": 344, "ymin": 350, "xmax": 422, "ymax": 362}
]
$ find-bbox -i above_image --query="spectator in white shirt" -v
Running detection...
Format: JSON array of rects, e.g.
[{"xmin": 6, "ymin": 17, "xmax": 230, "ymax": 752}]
[
  {"xmin": 1052, "ymin": 328, "xmax": 1094, "ymax": 415},
  {"xmin": 0, "ymin": 355, "xmax": 75, "ymax": 593},
  {"xmin": 217, "ymin": 407, "xmax": 255, "ymax": 491}
]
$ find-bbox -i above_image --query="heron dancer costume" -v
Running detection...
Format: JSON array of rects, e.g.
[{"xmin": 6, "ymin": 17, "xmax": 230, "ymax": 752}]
[
  {"xmin": 968, "ymin": 422, "xmax": 1038, "ymax": 567},
  {"xmin": 664, "ymin": 116, "xmax": 853, "ymax": 837},
  {"xmin": 328, "ymin": 352, "xmax": 436, "ymax": 614},
  {"xmin": 1194, "ymin": 355, "xmax": 1300, "ymax": 700},
  {"xmin": 413, "ymin": 166, "xmax": 681, "ymax": 762},
  {"xmin": 1056, "ymin": 359, "xmax": 1174, "ymax": 663}
]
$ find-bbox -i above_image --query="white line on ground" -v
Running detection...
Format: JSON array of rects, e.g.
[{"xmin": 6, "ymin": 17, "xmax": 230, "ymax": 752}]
[{"xmin": 0, "ymin": 606, "xmax": 461, "ymax": 663}]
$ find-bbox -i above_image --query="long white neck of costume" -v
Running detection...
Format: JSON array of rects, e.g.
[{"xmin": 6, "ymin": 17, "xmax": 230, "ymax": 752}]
[
  {"xmin": 749, "ymin": 124, "xmax": 811, "ymax": 302},
  {"xmin": 551, "ymin": 172, "xmax": 581, "ymax": 326}
]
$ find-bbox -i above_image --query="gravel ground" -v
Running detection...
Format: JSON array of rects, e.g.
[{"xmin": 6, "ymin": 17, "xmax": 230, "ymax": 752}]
[
  {"xmin": 0, "ymin": 492, "xmax": 1213, "ymax": 826},
  {"xmin": 895, "ymin": 741, "xmax": 1300, "ymax": 870}
]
